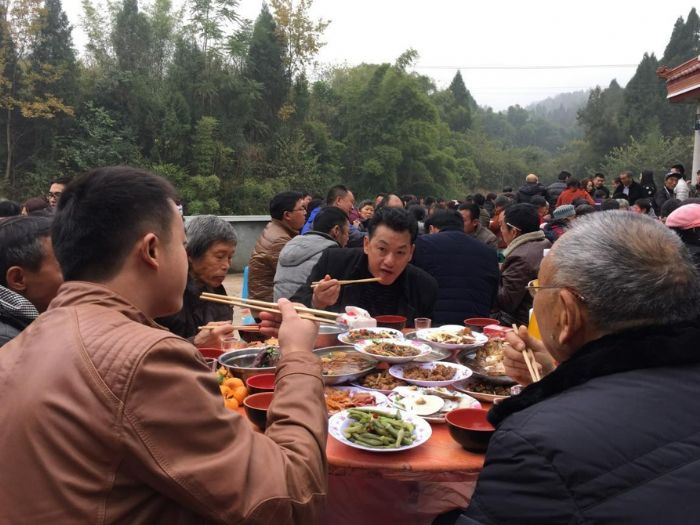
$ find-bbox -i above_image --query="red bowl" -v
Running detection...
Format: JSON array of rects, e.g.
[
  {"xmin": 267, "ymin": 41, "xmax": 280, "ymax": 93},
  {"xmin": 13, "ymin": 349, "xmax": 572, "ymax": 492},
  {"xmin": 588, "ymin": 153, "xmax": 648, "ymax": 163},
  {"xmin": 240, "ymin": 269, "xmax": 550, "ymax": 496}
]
[
  {"xmin": 464, "ymin": 318, "xmax": 501, "ymax": 331},
  {"xmin": 445, "ymin": 408, "xmax": 495, "ymax": 452},
  {"xmin": 244, "ymin": 392, "xmax": 274, "ymax": 431},
  {"xmin": 246, "ymin": 373, "xmax": 276, "ymax": 395},
  {"xmin": 198, "ymin": 348, "xmax": 224, "ymax": 360},
  {"xmin": 375, "ymin": 315, "xmax": 407, "ymax": 330}
]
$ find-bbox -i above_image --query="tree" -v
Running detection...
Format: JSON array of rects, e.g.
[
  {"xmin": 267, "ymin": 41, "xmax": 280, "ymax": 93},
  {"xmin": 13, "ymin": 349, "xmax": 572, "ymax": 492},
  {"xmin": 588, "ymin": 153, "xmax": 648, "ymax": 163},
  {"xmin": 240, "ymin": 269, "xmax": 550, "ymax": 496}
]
[
  {"xmin": 268, "ymin": 0, "xmax": 329, "ymax": 79},
  {"xmin": 620, "ymin": 53, "xmax": 664, "ymax": 138},
  {"xmin": 112, "ymin": 0, "xmax": 152, "ymax": 74},
  {"xmin": 449, "ymin": 70, "xmax": 477, "ymax": 110}
]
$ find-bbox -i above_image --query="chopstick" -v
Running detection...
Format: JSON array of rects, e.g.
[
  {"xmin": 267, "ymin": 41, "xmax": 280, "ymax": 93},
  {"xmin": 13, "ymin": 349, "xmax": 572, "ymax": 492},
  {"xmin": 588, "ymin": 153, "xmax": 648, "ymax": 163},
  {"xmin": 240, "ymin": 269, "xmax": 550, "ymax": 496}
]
[
  {"xmin": 197, "ymin": 323, "xmax": 261, "ymax": 332},
  {"xmin": 310, "ymin": 277, "xmax": 381, "ymax": 288},
  {"xmin": 200, "ymin": 293, "xmax": 337, "ymax": 325},
  {"xmin": 228, "ymin": 295, "xmax": 337, "ymax": 320},
  {"xmin": 512, "ymin": 324, "xmax": 541, "ymax": 383}
]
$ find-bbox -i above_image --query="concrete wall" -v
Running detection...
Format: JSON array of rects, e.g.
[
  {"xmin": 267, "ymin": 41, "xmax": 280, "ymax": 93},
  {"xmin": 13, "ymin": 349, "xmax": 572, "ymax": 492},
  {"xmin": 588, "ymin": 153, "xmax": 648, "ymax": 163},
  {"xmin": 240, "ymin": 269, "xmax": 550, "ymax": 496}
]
[{"xmin": 184, "ymin": 215, "xmax": 270, "ymax": 272}]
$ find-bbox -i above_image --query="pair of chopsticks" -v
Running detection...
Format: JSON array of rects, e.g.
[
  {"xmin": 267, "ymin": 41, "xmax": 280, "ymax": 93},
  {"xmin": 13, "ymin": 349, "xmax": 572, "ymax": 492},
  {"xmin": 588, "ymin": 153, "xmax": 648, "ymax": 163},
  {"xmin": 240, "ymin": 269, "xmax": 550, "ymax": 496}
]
[
  {"xmin": 512, "ymin": 324, "xmax": 541, "ymax": 382},
  {"xmin": 200, "ymin": 292, "xmax": 337, "ymax": 325},
  {"xmin": 198, "ymin": 323, "xmax": 261, "ymax": 332},
  {"xmin": 310, "ymin": 277, "xmax": 381, "ymax": 288}
]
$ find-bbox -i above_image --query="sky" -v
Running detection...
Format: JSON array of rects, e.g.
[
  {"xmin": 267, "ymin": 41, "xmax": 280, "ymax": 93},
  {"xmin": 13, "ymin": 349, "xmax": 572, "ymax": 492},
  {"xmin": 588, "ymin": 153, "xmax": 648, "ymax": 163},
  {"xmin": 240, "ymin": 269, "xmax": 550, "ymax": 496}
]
[{"xmin": 61, "ymin": 0, "xmax": 700, "ymax": 110}]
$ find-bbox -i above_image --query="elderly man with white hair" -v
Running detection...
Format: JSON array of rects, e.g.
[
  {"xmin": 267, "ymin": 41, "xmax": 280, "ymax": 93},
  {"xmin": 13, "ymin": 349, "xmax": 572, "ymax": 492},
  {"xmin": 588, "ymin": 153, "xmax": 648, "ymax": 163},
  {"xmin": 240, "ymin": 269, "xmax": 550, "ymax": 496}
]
[{"xmin": 438, "ymin": 211, "xmax": 700, "ymax": 525}]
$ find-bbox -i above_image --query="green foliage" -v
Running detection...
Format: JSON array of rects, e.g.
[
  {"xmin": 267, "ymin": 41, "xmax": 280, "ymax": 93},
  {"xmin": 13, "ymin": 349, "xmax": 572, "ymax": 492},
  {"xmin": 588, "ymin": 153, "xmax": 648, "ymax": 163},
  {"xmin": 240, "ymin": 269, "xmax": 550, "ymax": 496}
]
[{"xmin": 150, "ymin": 162, "xmax": 221, "ymax": 214}]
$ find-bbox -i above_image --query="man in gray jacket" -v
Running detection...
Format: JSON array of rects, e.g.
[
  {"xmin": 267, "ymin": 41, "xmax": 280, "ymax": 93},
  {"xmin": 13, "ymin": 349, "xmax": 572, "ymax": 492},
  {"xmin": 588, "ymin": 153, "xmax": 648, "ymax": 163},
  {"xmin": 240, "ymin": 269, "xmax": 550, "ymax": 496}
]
[{"xmin": 274, "ymin": 207, "xmax": 350, "ymax": 300}]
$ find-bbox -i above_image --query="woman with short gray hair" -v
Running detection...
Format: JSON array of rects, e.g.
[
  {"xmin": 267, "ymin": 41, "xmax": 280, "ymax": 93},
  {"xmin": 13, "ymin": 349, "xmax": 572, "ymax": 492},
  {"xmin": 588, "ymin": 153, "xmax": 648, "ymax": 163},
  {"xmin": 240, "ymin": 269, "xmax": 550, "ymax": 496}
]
[{"xmin": 157, "ymin": 215, "xmax": 238, "ymax": 347}]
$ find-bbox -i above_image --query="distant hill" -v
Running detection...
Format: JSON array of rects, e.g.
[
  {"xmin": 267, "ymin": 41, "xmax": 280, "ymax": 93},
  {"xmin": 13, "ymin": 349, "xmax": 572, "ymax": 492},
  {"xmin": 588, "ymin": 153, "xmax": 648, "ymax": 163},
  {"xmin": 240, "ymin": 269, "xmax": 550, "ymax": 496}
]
[{"xmin": 527, "ymin": 90, "xmax": 590, "ymax": 129}]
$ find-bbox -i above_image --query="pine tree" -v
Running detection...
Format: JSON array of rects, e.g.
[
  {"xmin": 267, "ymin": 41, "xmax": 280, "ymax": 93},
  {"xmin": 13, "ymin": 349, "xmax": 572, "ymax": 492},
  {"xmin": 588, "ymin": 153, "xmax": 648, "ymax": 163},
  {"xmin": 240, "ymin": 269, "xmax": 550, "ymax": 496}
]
[
  {"xmin": 621, "ymin": 53, "xmax": 663, "ymax": 137},
  {"xmin": 449, "ymin": 71, "xmax": 477, "ymax": 110}
]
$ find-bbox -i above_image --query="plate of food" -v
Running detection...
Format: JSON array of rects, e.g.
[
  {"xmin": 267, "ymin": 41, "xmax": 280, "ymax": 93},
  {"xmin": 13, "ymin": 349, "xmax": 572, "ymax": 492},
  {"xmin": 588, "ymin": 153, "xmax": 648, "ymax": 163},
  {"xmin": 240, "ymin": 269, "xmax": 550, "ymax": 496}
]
[
  {"xmin": 416, "ymin": 325, "xmax": 488, "ymax": 350},
  {"xmin": 325, "ymin": 386, "xmax": 389, "ymax": 415},
  {"xmin": 453, "ymin": 377, "xmax": 517, "ymax": 402},
  {"xmin": 354, "ymin": 339, "xmax": 432, "ymax": 364},
  {"xmin": 457, "ymin": 338, "xmax": 517, "ymax": 384},
  {"xmin": 388, "ymin": 362, "xmax": 472, "ymax": 387},
  {"xmin": 338, "ymin": 327, "xmax": 405, "ymax": 345},
  {"xmin": 404, "ymin": 332, "xmax": 452, "ymax": 362},
  {"xmin": 328, "ymin": 407, "xmax": 432, "ymax": 452},
  {"xmin": 388, "ymin": 385, "xmax": 481, "ymax": 423},
  {"xmin": 313, "ymin": 346, "xmax": 378, "ymax": 385},
  {"xmin": 351, "ymin": 370, "xmax": 408, "ymax": 394}
]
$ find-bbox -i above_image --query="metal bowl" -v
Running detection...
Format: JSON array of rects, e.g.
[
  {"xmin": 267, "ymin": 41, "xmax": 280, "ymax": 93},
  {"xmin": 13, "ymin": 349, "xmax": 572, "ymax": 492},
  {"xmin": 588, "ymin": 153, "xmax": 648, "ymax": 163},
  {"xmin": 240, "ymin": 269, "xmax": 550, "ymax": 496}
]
[
  {"xmin": 456, "ymin": 350, "xmax": 517, "ymax": 386},
  {"xmin": 404, "ymin": 331, "xmax": 452, "ymax": 362},
  {"xmin": 314, "ymin": 324, "xmax": 344, "ymax": 349},
  {"xmin": 313, "ymin": 345, "xmax": 378, "ymax": 385},
  {"xmin": 219, "ymin": 347, "xmax": 278, "ymax": 382}
]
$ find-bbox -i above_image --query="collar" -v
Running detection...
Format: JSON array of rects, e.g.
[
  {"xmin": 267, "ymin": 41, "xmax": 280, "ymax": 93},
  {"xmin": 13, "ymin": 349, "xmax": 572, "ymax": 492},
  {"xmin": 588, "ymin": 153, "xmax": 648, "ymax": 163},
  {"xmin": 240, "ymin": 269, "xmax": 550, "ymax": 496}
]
[
  {"xmin": 503, "ymin": 230, "xmax": 545, "ymax": 257},
  {"xmin": 47, "ymin": 281, "xmax": 161, "ymax": 328},
  {"xmin": 304, "ymin": 231, "xmax": 338, "ymax": 244},
  {"xmin": 489, "ymin": 321, "xmax": 700, "ymax": 427},
  {"xmin": 272, "ymin": 218, "xmax": 300, "ymax": 237},
  {"xmin": 0, "ymin": 285, "xmax": 38, "ymax": 323}
]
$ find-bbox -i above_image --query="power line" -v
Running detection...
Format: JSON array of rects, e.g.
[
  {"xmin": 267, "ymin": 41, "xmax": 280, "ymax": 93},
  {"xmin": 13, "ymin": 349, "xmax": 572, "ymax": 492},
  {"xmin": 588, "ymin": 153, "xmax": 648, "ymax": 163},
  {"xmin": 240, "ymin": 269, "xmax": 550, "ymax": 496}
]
[{"xmin": 414, "ymin": 64, "xmax": 638, "ymax": 70}]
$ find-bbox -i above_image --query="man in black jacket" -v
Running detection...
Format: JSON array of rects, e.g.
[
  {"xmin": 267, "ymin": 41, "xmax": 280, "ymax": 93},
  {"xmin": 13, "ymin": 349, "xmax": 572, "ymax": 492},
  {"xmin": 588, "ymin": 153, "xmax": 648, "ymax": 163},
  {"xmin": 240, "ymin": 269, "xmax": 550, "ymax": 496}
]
[
  {"xmin": 413, "ymin": 210, "xmax": 497, "ymax": 325},
  {"xmin": 515, "ymin": 173, "xmax": 549, "ymax": 204},
  {"xmin": 293, "ymin": 207, "xmax": 437, "ymax": 325},
  {"xmin": 438, "ymin": 212, "xmax": 700, "ymax": 524},
  {"xmin": 612, "ymin": 170, "xmax": 645, "ymax": 203}
]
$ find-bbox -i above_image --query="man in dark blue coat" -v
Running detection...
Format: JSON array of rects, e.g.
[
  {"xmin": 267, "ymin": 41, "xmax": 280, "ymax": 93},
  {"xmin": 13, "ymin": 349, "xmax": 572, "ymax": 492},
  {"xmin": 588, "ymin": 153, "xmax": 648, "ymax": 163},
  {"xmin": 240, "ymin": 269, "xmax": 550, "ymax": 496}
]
[
  {"xmin": 436, "ymin": 211, "xmax": 700, "ymax": 525},
  {"xmin": 412, "ymin": 210, "xmax": 498, "ymax": 325}
]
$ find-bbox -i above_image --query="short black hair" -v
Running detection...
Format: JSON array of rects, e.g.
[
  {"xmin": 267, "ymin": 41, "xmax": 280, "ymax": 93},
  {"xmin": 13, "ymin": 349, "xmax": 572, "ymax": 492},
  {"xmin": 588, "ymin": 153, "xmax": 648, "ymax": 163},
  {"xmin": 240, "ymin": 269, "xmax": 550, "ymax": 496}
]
[
  {"xmin": 593, "ymin": 173, "xmax": 605, "ymax": 179},
  {"xmin": 575, "ymin": 204, "xmax": 595, "ymax": 216},
  {"xmin": 472, "ymin": 193, "xmax": 485, "ymax": 206},
  {"xmin": 424, "ymin": 196, "xmax": 436, "ymax": 207},
  {"xmin": 502, "ymin": 187, "xmax": 513, "ymax": 193},
  {"xmin": 0, "ymin": 216, "xmax": 52, "ymax": 286},
  {"xmin": 494, "ymin": 195, "xmax": 513, "ymax": 209},
  {"xmin": 0, "ymin": 200, "xmax": 21, "ymax": 217},
  {"xmin": 270, "ymin": 191, "xmax": 303, "ymax": 220},
  {"xmin": 50, "ymin": 176, "xmax": 72, "ymax": 186},
  {"xmin": 312, "ymin": 206, "xmax": 349, "ymax": 234},
  {"xmin": 367, "ymin": 206, "xmax": 418, "ymax": 243},
  {"xmin": 504, "ymin": 203, "xmax": 540, "ymax": 234},
  {"xmin": 566, "ymin": 178, "xmax": 581, "ymax": 189},
  {"xmin": 671, "ymin": 163, "xmax": 685, "ymax": 175},
  {"xmin": 52, "ymin": 166, "xmax": 178, "ymax": 282},
  {"xmin": 601, "ymin": 199, "xmax": 621, "ymax": 211},
  {"xmin": 572, "ymin": 197, "xmax": 588, "ymax": 207},
  {"xmin": 635, "ymin": 198, "xmax": 652, "ymax": 212},
  {"xmin": 530, "ymin": 196, "xmax": 547, "ymax": 208},
  {"xmin": 558, "ymin": 171, "xmax": 572, "ymax": 181},
  {"xmin": 457, "ymin": 202, "xmax": 480, "ymax": 222},
  {"xmin": 660, "ymin": 198, "xmax": 682, "ymax": 218},
  {"xmin": 326, "ymin": 185, "xmax": 350, "ymax": 206},
  {"xmin": 486, "ymin": 193, "xmax": 497, "ymax": 201},
  {"xmin": 425, "ymin": 210, "xmax": 464, "ymax": 231},
  {"xmin": 407, "ymin": 204, "xmax": 427, "ymax": 222}
]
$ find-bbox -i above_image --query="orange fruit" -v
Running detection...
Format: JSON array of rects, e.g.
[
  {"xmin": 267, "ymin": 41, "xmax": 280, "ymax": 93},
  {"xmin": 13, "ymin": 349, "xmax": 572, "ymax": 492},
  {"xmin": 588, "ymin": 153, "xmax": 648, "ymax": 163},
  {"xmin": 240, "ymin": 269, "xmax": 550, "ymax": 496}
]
[
  {"xmin": 223, "ymin": 377, "xmax": 244, "ymax": 388},
  {"xmin": 232, "ymin": 385, "xmax": 248, "ymax": 404},
  {"xmin": 224, "ymin": 398, "xmax": 239, "ymax": 410}
]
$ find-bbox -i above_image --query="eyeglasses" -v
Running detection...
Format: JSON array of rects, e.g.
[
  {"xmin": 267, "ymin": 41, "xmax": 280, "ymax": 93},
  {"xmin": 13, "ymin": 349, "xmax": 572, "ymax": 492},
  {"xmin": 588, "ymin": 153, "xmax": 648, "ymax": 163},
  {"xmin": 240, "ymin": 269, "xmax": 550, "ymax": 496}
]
[
  {"xmin": 526, "ymin": 279, "xmax": 586, "ymax": 303},
  {"xmin": 291, "ymin": 207, "xmax": 307, "ymax": 213},
  {"xmin": 47, "ymin": 192, "xmax": 62, "ymax": 199}
]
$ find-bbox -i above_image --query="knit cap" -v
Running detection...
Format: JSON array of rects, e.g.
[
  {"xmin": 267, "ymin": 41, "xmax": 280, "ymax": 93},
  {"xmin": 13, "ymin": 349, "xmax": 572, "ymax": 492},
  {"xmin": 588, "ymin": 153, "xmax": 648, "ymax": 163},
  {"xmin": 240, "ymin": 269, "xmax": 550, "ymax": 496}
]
[{"xmin": 553, "ymin": 204, "xmax": 576, "ymax": 220}]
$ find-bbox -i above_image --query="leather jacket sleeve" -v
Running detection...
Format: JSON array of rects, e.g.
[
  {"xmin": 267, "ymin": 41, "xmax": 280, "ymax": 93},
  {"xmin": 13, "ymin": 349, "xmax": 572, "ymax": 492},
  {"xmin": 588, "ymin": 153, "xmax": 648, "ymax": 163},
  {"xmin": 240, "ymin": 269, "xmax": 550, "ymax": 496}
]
[{"xmin": 120, "ymin": 337, "xmax": 327, "ymax": 524}]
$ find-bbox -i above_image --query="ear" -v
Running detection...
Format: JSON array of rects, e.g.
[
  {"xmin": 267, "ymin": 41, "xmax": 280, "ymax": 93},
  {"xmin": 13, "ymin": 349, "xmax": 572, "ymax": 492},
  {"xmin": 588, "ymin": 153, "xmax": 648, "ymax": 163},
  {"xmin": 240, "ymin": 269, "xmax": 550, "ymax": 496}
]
[
  {"xmin": 363, "ymin": 234, "xmax": 370, "ymax": 255},
  {"xmin": 409, "ymin": 244, "xmax": 416, "ymax": 258},
  {"xmin": 556, "ymin": 290, "xmax": 584, "ymax": 346},
  {"xmin": 5, "ymin": 266, "xmax": 27, "ymax": 293},
  {"xmin": 137, "ymin": 233, "xmax": 160, "ymax": 271}
]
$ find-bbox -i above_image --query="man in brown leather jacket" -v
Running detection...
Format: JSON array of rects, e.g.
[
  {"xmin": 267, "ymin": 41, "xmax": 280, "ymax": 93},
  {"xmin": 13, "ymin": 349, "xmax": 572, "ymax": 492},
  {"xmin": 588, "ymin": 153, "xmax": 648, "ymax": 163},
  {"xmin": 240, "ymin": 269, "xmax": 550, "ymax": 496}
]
[{"xmin": 0, "ymin": 167, "xmax": 328, "ymax": 524}]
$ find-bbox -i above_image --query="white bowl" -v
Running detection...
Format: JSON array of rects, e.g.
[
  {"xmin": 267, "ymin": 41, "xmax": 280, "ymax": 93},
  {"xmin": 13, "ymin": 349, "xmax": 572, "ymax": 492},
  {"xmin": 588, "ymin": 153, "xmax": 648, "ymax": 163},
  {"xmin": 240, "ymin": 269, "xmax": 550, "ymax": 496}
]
[
  {"xmin": 354, "ymin": 338, "xmax": 433, "ymax": 364},
  {"xmin": 338, "ymin": 327, "xmax": 405, "ymax": 345}
]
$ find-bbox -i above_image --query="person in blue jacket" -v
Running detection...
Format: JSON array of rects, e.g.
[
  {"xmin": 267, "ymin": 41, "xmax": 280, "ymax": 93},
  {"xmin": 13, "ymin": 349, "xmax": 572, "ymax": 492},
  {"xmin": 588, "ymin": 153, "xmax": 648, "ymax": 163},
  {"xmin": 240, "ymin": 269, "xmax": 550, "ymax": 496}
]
[
  {"xmin": 301, "ymin": 184, "xmax": 365, "ymax": 247},
  {"xmin": 412, "ymin": 210, "xmax": 498, "ymax": 325}
]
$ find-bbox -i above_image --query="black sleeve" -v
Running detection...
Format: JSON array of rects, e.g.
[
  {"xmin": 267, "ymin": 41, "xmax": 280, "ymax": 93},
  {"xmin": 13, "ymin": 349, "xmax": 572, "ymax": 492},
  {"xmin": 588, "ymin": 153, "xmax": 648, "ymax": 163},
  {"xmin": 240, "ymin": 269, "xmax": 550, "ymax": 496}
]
[
  {"xmin": 290, "ymin": 249, "xmax": 331, "ymax": 307},
  {"xmin": 418, "ymin": 273, "xmax": 438, "ymax": 319}
]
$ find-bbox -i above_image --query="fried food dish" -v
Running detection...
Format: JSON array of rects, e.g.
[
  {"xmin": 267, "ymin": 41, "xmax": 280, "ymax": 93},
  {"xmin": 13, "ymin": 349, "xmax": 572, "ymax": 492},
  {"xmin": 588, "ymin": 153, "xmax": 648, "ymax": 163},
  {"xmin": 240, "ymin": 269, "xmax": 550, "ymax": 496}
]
[
  {"xmin": 325, "ymin": 388, "xmax": 377, "ymax": 413},
  {"xmin": 403, "ymin": 364, "xmax": 456, "ymax": 381},
  {"xmin": 320, "ymin": 351, "xmax": 375, "ymax": 376},
  {"xmin": 345, "ymin": 329, "xmax": 397, "ymax": 343},
  {"xmin": 466, "ymin": 380, "xmax": 512, "ymax": 397},
  {"xmin": 364, "ymin": 341, "xmax": 420, "ymax": 358},
  {"xmin": 474, "ymin": 338, "xmax": 507, "ymax": 376},
  {"xmin": 424, "ymin": 327, "xmax": 476, "ymax": 345},
  {"xmin": 359, "ymin": 370, "xmax": 407, "ymax": 390}
]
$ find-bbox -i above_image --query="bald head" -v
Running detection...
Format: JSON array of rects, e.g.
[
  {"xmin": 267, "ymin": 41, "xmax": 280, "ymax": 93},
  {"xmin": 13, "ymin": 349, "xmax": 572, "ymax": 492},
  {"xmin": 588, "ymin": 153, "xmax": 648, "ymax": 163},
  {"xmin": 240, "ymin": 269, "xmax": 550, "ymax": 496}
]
[{"xmin": 526, "ymin": 174, "xmax": 538, "ymax": 184}]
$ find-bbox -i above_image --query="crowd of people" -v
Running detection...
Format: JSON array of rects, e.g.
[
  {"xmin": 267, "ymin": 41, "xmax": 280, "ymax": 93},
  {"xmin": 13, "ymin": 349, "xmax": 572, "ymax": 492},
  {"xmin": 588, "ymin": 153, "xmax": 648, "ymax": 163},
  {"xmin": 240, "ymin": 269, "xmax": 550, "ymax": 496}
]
[{"xmin": 1, "ymin": 164, "xmax": 700, "ymax": 523}]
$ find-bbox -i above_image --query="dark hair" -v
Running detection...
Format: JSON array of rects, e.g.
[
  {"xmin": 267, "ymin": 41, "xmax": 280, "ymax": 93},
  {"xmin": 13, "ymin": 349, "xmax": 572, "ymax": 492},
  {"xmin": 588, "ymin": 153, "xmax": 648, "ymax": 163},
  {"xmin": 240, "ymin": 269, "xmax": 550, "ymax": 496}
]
[
  {"xmin": 425, "ymin": 210, "xmax": 464, "ymax": 231},
  {"xmin": 558, "ymin": 171, "xmax": 572, "ymax": 181},
  {"xmin": 326, "ymin": 185, "xmax": 350, "ymax": 206},
  {"xmin": 52, "ymin": 166, "xmax": 178, "ymax": 282},
  {"xmin": 0, "ymin": 200, "xmax": 21, "ymax": 217},
  {"xmin": 594, "ymin": 173, "xmax": 605, "ymax": 179},
  {"xmin": 502, "ymin": 187, "xmax": 513, "ymax": 193},
  {"xmin": 312, "ymin": 206, "xmax": 349, "ymax": 234},
  {"xmin": 530, "ymin": 195, "xmax": 547, "ymax": 208},
  {"xmin": 486, "ymin": 193, "xmax": 497, "ymax": 201},
  {"xmin": 270, "ymin": 191, "xmax": 303, "ymax": 220},
  {"xmin": 472, "ymin": 193, "xmax": 486, "ymax": 206},
  {"xmin": 671, "ymin": 163, "xmax": 685, "ymax": 175},
  {"xmin": 23, "ymin": 197, "xmax": 50, "ymax": 214},
  {"xmin": 358, "ymin": 199, "xmax": 374, "ymax": 210},
  {"xmin": 634, "ymin": 198, "xmax": 652, "ymax": 213},
  {"xmin": 307, "ymin": 198, "xmax": 323, "ymax": 217},
  {"xmin": 572, "ymin": 197, "xmax": 588, "ymax": 207},
  {"xmin": 601, "ymin": 199, "xmax": 621, "ymax": 211},
  {"xmin": 640, "ymin": 170, "xmax": 655, "ymax": 186},
  {"xmin": 566, "ymin": 178, "xmax": 581, "ymax": 189},
  {"xmin": 406, "ymin": 204, "xmax": 427, "ymax": 222},
  {"xmin": 367, "ymin": 206, "xmax": 418, "ymax": 243},
  {"xmin": 493, "ymin": 195, "xmax": 513, "ymax": 210},
  {"xmin": 660, "ymin": 198, "xmax": 682, "ymax": 218},
  {"xmin": 0, "ymin": 216, "xmax": 52, "ymax": 286},
  {"xmin": 457, "ymin": 202, "xmax": 480, "ymax": 222},
  {"xmin": 593, "ymin": 189, "xmax": 608, "ymax": 199},
  {"xmin": 504, "ymin": 203, "xmax": 540, "ymax": 234},
  {"xmin": 613, "ymin": 176, "xmax": 622, "ymax": 184},
  {"xmin": 575, "ymin": 204, "xmax": 595, "ymax": 216},
  {"xmin": 50, "ymin": 176, "xmax": 72, "ymax": 186},
  {"xmin": 424, "ymin": 196, "xmax": 436, "ymax": 207}
]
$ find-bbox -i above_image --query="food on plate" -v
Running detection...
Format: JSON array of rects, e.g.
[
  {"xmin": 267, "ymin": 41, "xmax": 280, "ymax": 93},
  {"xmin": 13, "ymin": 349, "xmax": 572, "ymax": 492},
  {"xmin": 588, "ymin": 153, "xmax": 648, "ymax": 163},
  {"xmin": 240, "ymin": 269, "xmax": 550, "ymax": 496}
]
[
  {"xmin": 344, "ymin": 328, "xmax": 398, "ymax": 343},
  {"xmin": 320, "ymin": 351, "xmax": 375, "ymax": 376},
  {"xmin": 390, "ymin": 386, "xmax": 481, "ymax": 418},
  {"xmin": 467, "ymin": 381, "xmax": 512, "ymax": 397},
  {"xmin": 325, "ymin": 388, "xmax": 377, "ymax": 413},
  {"xmin": 403, "ymin": 364, "xmax": 457, "ymax": 381},
  {"xmin": 395, "ymin": 394, "xmax": 445, "ymax": 416},
  {"xmin": 359, "ymin": 370, "xmax": 407, "ymax": 390},
  {"xmin": 473, "ymin": 338, "xmax": 508, "ymax": 376},
  {"xmin": 342, "ymin": 408, "xmax": 415, "ymax": 448},
  {"xmin": 223, "ymin": 337, "xmax": 279, "ymax": 351},
  {"xmin": 423, "ymin": 327, "xmax": 476, "ymax": 345},
  {"xmin": 251, "ymin": 346, "xmax": 281, "ymax": 368},
  {"xmin": 363, "ymin": 341, "xmax": 420, "ymax": 358},
  {"xmin": 216, "ymin": 370, "xmax": 248, "ymax": 409}
]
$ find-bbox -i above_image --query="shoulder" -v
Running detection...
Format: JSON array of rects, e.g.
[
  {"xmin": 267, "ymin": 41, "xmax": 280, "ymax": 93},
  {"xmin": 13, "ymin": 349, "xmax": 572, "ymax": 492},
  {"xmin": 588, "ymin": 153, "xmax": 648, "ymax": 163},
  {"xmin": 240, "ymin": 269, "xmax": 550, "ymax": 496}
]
[{"xmin": 406, "ymin": 264, "xmax": 438, "ymax": 290}]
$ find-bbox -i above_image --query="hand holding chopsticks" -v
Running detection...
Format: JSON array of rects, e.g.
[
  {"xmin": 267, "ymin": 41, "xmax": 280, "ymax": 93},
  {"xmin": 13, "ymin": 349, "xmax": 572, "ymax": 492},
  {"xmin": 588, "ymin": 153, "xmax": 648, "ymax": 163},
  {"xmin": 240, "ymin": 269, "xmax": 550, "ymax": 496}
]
[
  {"xmin": 200, "ymin": 292, "xmax": 338, "ymax": 325},
  {"xmin": 310, "ymin": 277, "xmax": 381, "ymax": 288}
]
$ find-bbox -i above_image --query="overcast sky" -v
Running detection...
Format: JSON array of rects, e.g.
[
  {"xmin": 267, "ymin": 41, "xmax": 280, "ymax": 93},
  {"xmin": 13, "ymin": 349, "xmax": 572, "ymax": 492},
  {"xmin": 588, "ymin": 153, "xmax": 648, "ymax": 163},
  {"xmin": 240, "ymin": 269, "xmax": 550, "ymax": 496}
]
[{"xmin": 62, "ymin": 0, "xmax": 699, "ymax": 110}]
